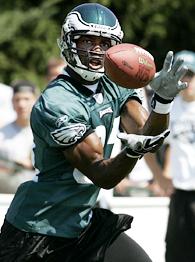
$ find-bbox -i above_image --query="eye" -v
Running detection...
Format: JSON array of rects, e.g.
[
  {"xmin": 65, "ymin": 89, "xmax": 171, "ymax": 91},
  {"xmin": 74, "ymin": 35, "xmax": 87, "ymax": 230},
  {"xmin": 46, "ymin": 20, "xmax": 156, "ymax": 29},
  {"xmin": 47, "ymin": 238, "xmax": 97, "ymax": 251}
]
[
  {"xmin": 84, "ymin": 39, "xmax": 92, "ymax": 44},
  {"xmin": 76, "ymin": 37, "xmax": 93, "ymax": 47},
  {"xmin": 101, "ymin": 41, "xmax": 111, "ymax": 50}
]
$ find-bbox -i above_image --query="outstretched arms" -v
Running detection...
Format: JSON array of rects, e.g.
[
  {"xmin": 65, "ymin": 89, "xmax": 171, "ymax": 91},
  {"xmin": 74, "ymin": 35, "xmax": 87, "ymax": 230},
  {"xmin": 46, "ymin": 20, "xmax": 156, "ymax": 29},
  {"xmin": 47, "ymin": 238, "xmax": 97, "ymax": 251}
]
[{"xmin": 63, "ymin": 51, "xmax": 188, "ymax": 190}]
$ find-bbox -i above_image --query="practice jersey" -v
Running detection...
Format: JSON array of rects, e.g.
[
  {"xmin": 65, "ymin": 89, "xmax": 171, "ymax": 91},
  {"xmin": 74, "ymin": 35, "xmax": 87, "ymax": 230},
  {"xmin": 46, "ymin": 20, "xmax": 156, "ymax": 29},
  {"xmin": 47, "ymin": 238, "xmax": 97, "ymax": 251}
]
[
  {"xmin": 168, "ymin": 96, "xmax": 195, "ymax": 190},
  {"xmin": 6, "ymin": 74, "xmax": 140, "ymax": 238}
]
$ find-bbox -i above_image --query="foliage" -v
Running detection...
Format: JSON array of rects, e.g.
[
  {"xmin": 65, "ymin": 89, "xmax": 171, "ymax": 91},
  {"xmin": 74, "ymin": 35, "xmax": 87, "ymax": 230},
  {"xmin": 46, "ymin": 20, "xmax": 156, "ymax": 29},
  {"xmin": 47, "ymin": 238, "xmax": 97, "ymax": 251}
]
[{"xmin": 0, "ymin": 0, "xmax": 195, "ymax": 89}]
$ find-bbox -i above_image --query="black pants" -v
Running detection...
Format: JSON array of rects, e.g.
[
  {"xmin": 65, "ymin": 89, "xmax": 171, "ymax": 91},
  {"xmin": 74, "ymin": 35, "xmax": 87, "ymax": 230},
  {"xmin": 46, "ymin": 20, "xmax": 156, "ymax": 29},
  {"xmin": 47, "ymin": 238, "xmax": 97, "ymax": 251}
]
[
  {"xmin": 165, "ymin": 189, "xmax": 195, "ymax": 262},
  {"xmin": 0, "ymin": 208, "xmax": 152, "ymax": 262}
]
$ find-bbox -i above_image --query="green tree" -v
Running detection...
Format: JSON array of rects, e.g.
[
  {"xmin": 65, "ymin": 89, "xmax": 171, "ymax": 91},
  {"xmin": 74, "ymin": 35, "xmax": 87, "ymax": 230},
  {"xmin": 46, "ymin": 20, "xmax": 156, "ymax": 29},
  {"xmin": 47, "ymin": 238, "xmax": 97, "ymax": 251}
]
[
  {"xmin": 0, "ymin": 0, "xmax": 63, "ymax": 88},
  {"xmin": 0, "ymin": 0, "xmax": 195, "ymax": 88}
]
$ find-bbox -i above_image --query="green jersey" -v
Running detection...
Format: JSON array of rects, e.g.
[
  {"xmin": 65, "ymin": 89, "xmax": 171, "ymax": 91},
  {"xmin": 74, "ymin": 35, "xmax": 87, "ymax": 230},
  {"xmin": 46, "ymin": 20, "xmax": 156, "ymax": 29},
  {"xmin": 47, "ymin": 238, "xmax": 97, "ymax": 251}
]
[{"xmin": 6, "ymin": 74, "xmax": 140, "ymax": 238}]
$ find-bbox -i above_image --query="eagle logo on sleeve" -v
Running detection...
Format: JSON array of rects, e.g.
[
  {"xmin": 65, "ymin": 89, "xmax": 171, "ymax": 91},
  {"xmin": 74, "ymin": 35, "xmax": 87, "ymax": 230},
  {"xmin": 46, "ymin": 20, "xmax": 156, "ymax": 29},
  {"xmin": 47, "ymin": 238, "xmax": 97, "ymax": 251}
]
[{"xmin": 50, "ymin": 123, "xmax": 86, "ymax": 146}]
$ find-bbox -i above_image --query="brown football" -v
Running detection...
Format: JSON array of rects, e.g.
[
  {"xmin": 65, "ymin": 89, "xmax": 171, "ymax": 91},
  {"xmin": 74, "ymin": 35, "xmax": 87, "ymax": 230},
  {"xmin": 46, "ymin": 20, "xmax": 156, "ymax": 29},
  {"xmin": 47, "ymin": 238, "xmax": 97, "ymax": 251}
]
[{"xmin": 104, "ymin": 43, "xmax": 156, "ymax": 89}]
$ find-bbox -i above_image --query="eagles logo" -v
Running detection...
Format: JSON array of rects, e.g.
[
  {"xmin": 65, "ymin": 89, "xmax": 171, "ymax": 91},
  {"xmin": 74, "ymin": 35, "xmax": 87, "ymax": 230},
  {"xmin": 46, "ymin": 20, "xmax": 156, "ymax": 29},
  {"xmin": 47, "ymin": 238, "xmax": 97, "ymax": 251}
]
[{"xmin": 51, "ymin": 123, "xmax": 86, "ymax": 146}]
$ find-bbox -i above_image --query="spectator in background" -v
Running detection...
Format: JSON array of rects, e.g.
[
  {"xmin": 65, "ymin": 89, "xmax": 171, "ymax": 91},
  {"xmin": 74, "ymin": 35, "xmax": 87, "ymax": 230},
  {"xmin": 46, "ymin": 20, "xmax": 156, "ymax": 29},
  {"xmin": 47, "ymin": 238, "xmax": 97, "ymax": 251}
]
[
  {"xmin": 46, "ymin": 57, "xmax": 66, "ymax": 82},
  {"xmin": 163, "ymin": 50, "xmax": 195, "ymax": 262},
  {"xmin": 0, "ymin": 80, "xmax": 38, "ymax": 193},
  {"xmin": 0, "ymin": 83, "xmax": 16, "ymax": 127}
]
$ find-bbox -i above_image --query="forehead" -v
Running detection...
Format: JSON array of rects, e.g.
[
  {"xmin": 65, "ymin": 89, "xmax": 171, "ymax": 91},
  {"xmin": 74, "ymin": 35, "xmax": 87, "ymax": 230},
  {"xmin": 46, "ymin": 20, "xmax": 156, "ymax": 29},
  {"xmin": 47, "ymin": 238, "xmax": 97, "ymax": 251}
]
[
  {"xmin": 77, "ymin": 35, "xmax": 111, "ymax": 42},
  {"xmin": 13, "ymin": 91, "xmax": 35, "ymax": 99},
  {"xmin": 182, "ymin": 73, "xmax": 195, "ymax": 82}
]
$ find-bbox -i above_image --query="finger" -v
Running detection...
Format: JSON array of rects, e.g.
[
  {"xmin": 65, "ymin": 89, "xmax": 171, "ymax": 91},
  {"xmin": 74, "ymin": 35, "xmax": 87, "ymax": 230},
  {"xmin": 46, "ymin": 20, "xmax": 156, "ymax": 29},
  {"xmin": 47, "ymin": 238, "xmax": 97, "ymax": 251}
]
[
  {"xmin": 144, "ymin": 136, "xmax": 162, "ymax": 148},
  {"xmin": 153, "ymin": 136, "xmax": 164, "ymax": 146},
  {"xmin": 175, "ymin": 65, "xmax": 188, "ymax": 81},
  {"xmin": 161, "ymin": 129, "xmax": 170, "ymax": 138},
  {"xmin": 170, "ymin": 58, "xmax": 184, "ymax": 76},
  {"xmin": 150, "ymin": 137, "xmax": 164, "ymax": 151},
  {"xmin": 178, "ymin": 81, "xmax": 188, "ymax": 91},
  {"xmin": 163, "ymin": 51, "xmax": 173, "ymax": 72}
]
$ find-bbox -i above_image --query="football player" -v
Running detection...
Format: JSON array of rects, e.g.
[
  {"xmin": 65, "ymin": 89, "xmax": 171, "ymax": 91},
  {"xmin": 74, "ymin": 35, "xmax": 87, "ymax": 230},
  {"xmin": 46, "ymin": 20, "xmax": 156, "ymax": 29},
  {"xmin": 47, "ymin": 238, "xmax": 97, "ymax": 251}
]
[{"xmin": 0, "ymin": 3, "xmax": 188, "ymax": 262}]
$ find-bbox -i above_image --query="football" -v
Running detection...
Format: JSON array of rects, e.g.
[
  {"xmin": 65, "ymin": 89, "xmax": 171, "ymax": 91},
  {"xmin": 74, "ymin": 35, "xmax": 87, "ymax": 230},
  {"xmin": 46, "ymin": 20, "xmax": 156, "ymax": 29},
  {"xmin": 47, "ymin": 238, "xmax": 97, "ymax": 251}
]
[{"xmin": 104, "ymin": 43, "xmax": 156, "ymax": 89}]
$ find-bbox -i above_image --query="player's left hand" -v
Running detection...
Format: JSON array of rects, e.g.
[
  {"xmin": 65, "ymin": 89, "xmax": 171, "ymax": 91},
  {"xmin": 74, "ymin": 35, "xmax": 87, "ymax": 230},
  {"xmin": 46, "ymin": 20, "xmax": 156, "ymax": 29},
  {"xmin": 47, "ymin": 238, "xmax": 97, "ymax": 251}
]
[
  {"xmin": 150, "ymin": 51, "xmax": 188, "ymax": 100},
  {"xmin": 118, "ymin": 129, "xmax": 170, "ymax": 159}
]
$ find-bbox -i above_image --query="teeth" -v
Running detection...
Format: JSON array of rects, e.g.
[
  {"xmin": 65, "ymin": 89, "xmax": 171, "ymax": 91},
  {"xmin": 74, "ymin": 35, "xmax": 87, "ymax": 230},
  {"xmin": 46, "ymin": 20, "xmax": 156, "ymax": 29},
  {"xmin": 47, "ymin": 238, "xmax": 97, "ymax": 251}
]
[{"xmin": 90, "ymin": 60, "xmax": 101, "ymax": 65}]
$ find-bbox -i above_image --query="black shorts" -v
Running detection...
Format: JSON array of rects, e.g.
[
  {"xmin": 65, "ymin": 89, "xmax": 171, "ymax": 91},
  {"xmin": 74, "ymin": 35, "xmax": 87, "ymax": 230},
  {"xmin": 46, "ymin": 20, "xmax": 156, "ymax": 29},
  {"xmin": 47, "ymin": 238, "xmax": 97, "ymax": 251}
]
[
  {"xmin": 0, "ymin": 208, "xmax": 133, "ymax": 262},
  {"xmin": 165, "ymin": 189, "xmax": 195, "ymax": 262}
]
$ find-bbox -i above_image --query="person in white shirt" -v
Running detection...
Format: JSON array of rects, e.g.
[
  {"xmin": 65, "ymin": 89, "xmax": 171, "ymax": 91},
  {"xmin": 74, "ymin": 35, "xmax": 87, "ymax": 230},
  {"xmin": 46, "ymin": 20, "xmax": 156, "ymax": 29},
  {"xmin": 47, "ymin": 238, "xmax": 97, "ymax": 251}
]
[
  {"xmin": 0, "ymin": 83, "xmax": 16, "ymax": 127},
  {"xmin": 163, "ymin": 50, "xmax": 195, "ymax": 262},
  {"xmin": 0, "ymin": 80, "xmax": 37, "ymax": 193}
]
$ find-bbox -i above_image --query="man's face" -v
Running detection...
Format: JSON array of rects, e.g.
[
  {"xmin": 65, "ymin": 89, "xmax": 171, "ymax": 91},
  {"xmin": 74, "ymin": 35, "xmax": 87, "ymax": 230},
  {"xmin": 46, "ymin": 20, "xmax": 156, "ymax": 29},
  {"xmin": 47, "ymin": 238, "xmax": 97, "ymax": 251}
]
[
  {"xmin": 75, "ymin": 35, "xmax": 111, "ymax": 70},
  {"xmin": 12, "ymin": 91, "xmax": 36, "ymax": 120}
]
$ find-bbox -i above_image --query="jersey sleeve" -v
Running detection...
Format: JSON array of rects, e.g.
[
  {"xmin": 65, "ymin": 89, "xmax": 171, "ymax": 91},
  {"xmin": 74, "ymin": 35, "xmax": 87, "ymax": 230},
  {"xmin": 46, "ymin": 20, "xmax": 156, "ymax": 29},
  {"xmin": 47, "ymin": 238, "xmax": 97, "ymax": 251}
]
[
  {"xmin": 31, "ymin": 85, "xmax": 93, "ymax": 148},
  {"xmin": 102, "ymin": 75, "xmax": 142, "ymax": 110},
  {"xmin": 118, "ymin": 85, "xmax": 142, "ymax": 110}
]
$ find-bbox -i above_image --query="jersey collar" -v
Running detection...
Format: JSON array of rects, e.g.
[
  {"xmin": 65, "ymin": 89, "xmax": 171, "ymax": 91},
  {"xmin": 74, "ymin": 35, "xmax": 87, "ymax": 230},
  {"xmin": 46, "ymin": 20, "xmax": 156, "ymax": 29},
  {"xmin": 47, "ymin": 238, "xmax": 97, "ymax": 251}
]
[{"xmin": 56, "ymin": 72, "xmax": 103, "ymax": 96}]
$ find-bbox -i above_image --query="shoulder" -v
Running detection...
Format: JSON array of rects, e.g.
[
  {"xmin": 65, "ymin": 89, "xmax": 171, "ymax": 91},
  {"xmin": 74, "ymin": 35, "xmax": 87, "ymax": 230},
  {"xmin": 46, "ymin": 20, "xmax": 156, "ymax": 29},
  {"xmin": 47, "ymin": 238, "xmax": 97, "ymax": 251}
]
[
  {"xmin": 42, "ymin": 78, "xmax": 76, "ymax": 100},
  {"xmin": 0, "ymin": 122, "xmax": 16, "ymax": 138},
  {"xmin": 101, "ymin": 76, "xmax": 141, "ymax": 101},
  {"xmin": 35, "ymin": 79, "xmax": 86, "ymax": 115},
  {"xmin": 31, "ymin": 79, "xmax": 91, "ymax": 135}
]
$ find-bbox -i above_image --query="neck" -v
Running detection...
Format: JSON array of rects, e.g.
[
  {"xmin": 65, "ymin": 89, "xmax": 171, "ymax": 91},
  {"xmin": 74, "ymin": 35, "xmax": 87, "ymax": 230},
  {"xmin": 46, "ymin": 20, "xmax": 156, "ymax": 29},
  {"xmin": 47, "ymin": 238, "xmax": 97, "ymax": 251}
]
[
  {"xmin": 181, "ymin": 93, "xmax": 195, "ymax": 102},
  {"xmin": 66, "ymin": 66, "xmax": 99, "ymax": 85},
  {"xmin": 15, "ymin": 118, "xmax": 29, "ymax": 128}
]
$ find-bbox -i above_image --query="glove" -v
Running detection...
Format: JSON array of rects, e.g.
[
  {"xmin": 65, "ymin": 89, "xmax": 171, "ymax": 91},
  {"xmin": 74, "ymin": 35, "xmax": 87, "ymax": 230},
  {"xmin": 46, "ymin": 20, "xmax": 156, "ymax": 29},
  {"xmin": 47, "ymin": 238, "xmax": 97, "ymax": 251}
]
[
  {"xmin": 118, "ymin": 129, "xmax": 170, "ymax": 159},
  {"xmin": 150, "ymin": 51, "xmax": 188, "ymax": 100}
]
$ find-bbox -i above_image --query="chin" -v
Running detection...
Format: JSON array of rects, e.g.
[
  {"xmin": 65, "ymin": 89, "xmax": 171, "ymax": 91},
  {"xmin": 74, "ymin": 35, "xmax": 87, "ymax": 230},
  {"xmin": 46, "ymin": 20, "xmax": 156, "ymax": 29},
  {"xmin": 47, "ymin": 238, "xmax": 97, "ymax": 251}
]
[
  {"xmin": 66, "ymin": 66, "xmax": 102, "ymax": 84},
  {"xmin": 83, "ymin": 78, "xmax": 99, "ymax": 85}
]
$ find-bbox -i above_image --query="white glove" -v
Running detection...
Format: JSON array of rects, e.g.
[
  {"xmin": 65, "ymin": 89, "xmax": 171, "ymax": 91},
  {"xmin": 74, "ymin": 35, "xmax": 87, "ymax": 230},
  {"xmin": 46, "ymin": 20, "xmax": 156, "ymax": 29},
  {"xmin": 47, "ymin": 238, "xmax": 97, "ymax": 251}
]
[
  {"xmin": 150, "ymin": 51, "xmax": 188, "ymax": 100},
  {"xmin": 118, "ymin": 129, "xmax": 170, "ymax": 159}
]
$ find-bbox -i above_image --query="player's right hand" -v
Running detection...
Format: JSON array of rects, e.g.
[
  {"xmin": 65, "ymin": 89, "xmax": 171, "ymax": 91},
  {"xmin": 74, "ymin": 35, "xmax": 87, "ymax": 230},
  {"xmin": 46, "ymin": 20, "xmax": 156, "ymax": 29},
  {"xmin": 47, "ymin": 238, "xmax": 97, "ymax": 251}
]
[{"xmin": 118, "ymin": 129, "xmax": 170, "ymax": 159}]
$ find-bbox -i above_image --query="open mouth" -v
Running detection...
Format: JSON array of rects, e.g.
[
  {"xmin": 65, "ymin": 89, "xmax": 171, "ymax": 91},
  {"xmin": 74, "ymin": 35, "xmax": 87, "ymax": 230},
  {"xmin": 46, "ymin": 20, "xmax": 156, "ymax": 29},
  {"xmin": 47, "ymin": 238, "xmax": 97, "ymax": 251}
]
[
  {"xmin": 77, "ymin": 49, "xmax": 105, "ymax": 71},
  {"xmin": 89, "ymin": 58, "xmax": 103, "ymax": 69}
]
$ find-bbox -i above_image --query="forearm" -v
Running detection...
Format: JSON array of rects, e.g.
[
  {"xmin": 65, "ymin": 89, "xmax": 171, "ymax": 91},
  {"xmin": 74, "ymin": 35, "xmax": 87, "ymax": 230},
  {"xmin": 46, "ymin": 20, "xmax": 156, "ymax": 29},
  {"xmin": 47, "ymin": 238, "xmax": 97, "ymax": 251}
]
[
  {"xmin": 162, "ymin": 144, "xmax": 171, "ymax": 178},
  {"xmin": 85, "ymin": 148, "xmax": 138, "ymax": 189},
  {"xmin": 64, "ymin": 133, "xmax": 138, "ymax": 189},
  {"xmin": 141, "ymin": 111, "xmax": 169, "ymax": 136},
  {"xmin": 144, "ymin": 153, "xmax": 162, "ymax": 180},
  {"xmin": 120, "ymin": 99, "xmax": 169, "ymax": 136}
]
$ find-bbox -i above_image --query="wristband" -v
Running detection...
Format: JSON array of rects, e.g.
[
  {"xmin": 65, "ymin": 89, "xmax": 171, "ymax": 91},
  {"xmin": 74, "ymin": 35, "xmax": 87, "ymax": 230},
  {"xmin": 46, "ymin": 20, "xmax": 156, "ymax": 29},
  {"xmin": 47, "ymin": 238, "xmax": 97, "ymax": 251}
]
[{"xmin": 151, "ymin": 94, "xmax": 173, "ymax": 114}]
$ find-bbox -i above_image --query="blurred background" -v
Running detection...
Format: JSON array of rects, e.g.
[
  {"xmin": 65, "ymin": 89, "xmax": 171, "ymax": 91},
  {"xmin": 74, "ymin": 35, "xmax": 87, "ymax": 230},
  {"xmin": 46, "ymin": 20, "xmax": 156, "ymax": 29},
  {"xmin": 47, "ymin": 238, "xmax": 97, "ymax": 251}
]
[
  {"xmin": 1, "ymin": 0, "xmax": 195, "ymax": 90},
  {"xmin": 1, "ymin": 1, "xmax": 195, "ymax": 261}
]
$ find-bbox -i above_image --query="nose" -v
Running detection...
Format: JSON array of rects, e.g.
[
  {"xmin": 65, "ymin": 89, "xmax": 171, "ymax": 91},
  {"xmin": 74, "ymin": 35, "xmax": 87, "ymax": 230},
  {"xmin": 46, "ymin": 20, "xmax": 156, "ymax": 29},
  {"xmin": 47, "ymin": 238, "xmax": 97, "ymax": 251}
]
[{"xmin": 92, "ymin": 41, "xmax": 102, "ymax": 52}]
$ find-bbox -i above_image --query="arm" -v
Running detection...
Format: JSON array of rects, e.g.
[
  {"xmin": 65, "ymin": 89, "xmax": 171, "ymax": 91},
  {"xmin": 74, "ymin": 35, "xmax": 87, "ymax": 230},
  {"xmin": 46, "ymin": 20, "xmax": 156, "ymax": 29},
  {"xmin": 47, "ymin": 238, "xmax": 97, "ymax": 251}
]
[
  {"xmin": 64, "ymin": 51, "xmax": 187, "ymax": 190},
  {"xmin": 63, "ymin": 99, "xmax": 169, "ymax": 189},
  {"xmin": 63, "ymin": 100, "xmax": 145, "ymax": 189},
  {"xmin": 144, "ymin": 152, "xmax": 173, "ymax": 196},
  {"xmin": 120, "ymin": 99, "xmax": 169, "ymax": 135},
  {"xmin": 161, "ymin": 144, "xmax": 171, "ymax": 179},
  {"xmin": 120, "ymin": 100, "xmax": 172, "ymax": 195},
  {"xmin": 63, "ymin": 132, "xmax": 138, "ymax": 189}
]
